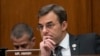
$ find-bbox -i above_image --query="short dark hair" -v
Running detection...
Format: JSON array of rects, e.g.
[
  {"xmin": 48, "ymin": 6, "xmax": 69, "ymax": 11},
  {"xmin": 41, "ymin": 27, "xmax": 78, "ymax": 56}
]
[
  {"xmin": 11, "ymin": 23, "xmax": 34, "ymax": 40},
  {"xmin": 38, "ymin": 4, "xmax": 67, "ymax": 24}
]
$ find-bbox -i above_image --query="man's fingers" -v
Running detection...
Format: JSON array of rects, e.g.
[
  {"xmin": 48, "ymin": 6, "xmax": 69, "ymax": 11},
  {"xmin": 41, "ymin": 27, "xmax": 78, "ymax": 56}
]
[
  {"xmin": 44, "ymin": 40, "xmax": 55, "ymax": 50},
  {"xmin": 46, "ymin": 39, "xmax": 56, "ymax": 46}
]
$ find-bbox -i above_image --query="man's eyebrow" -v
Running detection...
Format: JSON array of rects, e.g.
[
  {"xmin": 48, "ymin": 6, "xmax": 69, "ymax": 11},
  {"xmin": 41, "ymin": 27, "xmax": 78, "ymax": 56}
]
[
  {"xmin": 38, "ymin": 21, "xmax": 53, "ymax": 25},
  {"xmin": 38, "ymin": 23, "xmax": 42, "ymax": 25},
  {"xmin": 14, "ymin": 45, "xmax": 18, "ymax": 47},
  {"xmin": 46, "ymin": 21, "xmax": 53, "ymax": 24},
  {"xmin": 21, "ymin": 44, "xmax": 27, "ymax": 46}
]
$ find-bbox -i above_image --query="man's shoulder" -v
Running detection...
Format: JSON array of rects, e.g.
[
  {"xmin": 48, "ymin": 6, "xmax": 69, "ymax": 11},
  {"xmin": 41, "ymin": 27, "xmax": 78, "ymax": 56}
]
[
  {"xmin": 76, "ymin": 33, "xmax": 100, "ymax": 54},
  {"xmin": 75, "ymin": 33, "xmax": 100, "ymax": 44},
  {"xmin": 77, "ymin": 33, "xmax": 99, "ymax": 39}
]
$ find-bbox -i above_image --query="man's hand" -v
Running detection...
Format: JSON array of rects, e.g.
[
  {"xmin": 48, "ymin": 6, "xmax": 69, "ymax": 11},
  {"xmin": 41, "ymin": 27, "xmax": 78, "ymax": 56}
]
[{"xmin": 40, "ymin": 36, "xmax": 56, "ymax": 56}]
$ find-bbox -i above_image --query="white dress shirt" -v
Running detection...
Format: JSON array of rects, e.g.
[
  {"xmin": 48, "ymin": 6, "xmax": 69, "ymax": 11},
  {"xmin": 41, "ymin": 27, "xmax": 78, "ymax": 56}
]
[{"xmin": 59, "ymin": 33, "xmax": 71, "ymax": 56}]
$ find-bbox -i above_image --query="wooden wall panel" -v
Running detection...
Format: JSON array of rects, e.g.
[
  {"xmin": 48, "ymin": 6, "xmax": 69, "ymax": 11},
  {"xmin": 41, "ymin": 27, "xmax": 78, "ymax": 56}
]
[
  {"xmin": 0, "ymin": 0, "xmax": 40, "ymax": 49},
  {"xmin": 0, "ymin": 0, "xmax": 98, "ymax": 49},
  {"xmin": 66, "ymin": 0, "xmax": 92, "ymax": 35},
  {"xmin": 92, "ymin": 0, "xmax": 100, "ymax": 35}
]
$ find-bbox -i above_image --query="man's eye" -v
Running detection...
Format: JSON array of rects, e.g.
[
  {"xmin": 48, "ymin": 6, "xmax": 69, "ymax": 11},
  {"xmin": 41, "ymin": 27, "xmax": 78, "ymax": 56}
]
[
  {"xmin": 21, "ymin": 44, "xmax": 27, "ymax": 48},
  {"xmin": 37, "ymin": 25, "xmax": 43, "ymax": 30},
  {"xmin": 14, "ymin": 46, "xmax": 19, "ymax": 49},
  {"xmin": 47, "ymin": 24, "xmax": 54, "ymax": 28}
]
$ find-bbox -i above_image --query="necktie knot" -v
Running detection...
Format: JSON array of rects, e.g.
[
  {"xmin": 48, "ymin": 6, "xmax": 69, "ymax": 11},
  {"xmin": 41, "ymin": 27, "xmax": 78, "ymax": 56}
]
[
  {"xmin": 55, "ymin": 46, "xmax": 62, "ymax": 51},
  {"xmin": 55, "ymin": 46, "xmax": 62, "ymax": 56}
]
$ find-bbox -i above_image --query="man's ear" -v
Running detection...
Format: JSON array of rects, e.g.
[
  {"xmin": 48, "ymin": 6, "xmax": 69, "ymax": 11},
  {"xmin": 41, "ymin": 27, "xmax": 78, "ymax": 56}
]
[
  {"xmin": 31, "ymin": 37, "xmax": 35, "ymax": 47},
  {"xmin": 62, "ymin": 21, "xmax": 68, "ymax": 31}
]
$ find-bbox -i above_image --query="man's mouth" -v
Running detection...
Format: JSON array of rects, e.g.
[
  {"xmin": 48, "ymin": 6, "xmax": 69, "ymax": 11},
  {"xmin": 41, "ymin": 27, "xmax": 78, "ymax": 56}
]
[{"xmin": 43, "ymin": 35, "xmax": 53, "ymax": 40}]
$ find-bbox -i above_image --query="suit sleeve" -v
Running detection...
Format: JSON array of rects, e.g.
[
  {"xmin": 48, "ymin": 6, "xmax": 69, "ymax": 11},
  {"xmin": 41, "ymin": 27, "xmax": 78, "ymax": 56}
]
[{"xmin": 96, "ymin": 34, "xmax": 100, "ymax": 54}]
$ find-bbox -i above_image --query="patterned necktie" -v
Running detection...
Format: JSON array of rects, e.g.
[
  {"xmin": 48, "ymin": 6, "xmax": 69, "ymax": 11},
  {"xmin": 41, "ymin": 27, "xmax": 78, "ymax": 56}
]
[{"xmin": 55, "ymin": 46, "xmax": 62, "ymax": 56}]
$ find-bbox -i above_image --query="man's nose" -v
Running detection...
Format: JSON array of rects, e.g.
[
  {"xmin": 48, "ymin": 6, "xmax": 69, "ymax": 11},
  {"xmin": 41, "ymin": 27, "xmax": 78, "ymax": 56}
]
[
  {"xmin": 18, "ymin": 47, "xmax": 24, "ymax": 50},
  {"xmin": 42, "ymin": 26, "xmax": 48, "ymax": 33}
]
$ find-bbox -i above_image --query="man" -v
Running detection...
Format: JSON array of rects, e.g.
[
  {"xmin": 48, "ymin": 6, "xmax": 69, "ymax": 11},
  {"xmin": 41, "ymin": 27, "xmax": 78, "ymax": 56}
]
[
  {"xmin": 11, "ymin": 23, "xmax": 35, "ymax": 50},
  {"xmin": 37, "ymin": 4, "xmax": 100, "ymax": 56}
]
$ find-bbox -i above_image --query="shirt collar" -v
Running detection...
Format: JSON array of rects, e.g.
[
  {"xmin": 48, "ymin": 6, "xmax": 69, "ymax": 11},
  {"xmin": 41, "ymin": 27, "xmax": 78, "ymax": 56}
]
[{"xmin": 59, "ymin": 33, "xmax": 69, "ymax": 49}]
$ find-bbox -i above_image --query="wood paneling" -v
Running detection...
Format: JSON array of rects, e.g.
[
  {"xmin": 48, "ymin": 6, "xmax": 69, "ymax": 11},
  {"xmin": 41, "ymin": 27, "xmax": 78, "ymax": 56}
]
[
  {"xmin": 92, "ymin": 0, "xmax": 100, "ymax": 35},
  {"xmin": 66, "ymin": 0, "xmax": 92, "ymax": 35},
  {"xmin": 0, "ymin": 0, "xmax": 40, "ymax": 49},
  {"xmin": 0, "ymin": 0, "xmax": 100, "ymax": 49}
]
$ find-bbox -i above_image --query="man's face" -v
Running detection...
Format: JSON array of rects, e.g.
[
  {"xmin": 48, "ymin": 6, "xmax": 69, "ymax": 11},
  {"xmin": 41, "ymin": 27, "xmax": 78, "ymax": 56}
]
[
  {"xmin": 38, "ymin": 11, "xmax": 67, "ymax": 44},
  {"xmin": 11, "ymin": 34, "xmax": 35, "ymax": 50}
]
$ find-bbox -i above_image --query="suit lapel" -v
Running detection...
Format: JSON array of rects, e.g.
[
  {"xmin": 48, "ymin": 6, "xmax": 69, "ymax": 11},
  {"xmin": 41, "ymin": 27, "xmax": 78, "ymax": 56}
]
[{"xmin": 69, "ymin": 34, "xmax": 80, "ymax": 55}]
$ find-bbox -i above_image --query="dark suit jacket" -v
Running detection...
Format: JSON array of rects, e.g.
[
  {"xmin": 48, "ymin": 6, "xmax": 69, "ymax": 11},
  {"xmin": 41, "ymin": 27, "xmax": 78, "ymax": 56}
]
[{"xmin": 69, "ymin": 33, "xmax": 100, "ymax": 55}]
